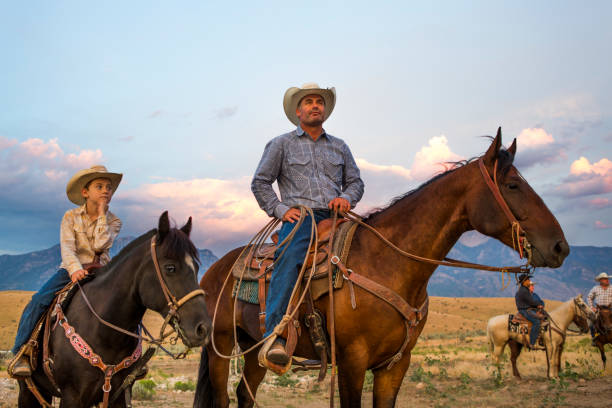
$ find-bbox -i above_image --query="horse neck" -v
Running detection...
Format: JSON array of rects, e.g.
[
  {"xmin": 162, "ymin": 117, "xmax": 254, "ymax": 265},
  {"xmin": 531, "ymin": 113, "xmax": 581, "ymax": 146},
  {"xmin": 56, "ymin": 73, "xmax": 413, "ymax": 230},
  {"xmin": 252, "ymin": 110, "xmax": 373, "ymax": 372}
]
[
  {"xmin": 549, "ymin": 299, "xmax": 575, "ymax": 331},
  {"xmin": 364, "ymin": 164, "xmax": 474, "ymax": 299},
  {"xmin": 81, "ymin": 249, "xmax": 147, "ymax": 344}
]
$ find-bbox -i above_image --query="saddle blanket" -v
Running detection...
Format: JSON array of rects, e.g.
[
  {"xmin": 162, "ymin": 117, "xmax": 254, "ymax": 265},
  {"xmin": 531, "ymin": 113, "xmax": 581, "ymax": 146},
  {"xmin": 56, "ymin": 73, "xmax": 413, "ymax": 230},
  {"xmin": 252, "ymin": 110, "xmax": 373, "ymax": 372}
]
[{"xmin": 508, "ymin": 313, "xmax": 548, "ymax": 335}]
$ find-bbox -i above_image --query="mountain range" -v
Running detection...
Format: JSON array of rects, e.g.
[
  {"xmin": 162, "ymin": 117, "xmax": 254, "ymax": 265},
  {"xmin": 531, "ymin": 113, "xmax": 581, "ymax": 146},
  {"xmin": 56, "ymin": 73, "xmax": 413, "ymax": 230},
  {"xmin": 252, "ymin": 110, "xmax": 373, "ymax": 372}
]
[{"xmin": 1, "ymin": 236, "xmax": 609, "ymax": 301}]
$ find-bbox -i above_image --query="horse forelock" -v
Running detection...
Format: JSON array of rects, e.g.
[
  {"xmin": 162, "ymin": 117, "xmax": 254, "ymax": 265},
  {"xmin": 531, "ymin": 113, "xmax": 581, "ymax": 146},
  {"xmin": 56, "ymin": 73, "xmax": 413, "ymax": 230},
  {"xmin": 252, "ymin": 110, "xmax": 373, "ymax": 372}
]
[{"xmin": 160, "ymin": 228, "xmax": 200, "ymax": 265}]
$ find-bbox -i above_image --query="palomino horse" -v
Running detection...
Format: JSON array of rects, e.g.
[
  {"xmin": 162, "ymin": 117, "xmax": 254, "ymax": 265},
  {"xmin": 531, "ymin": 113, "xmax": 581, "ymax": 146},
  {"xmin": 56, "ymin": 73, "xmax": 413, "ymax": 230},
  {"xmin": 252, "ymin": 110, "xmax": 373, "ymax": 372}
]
[
  {"xmin": 592, "ymin": 305, "xmax": 612, "ymax": 368},
  {"xmin": 18, "ymin": 212, "xmax": 211, "ymax": 408},
  {"xmin": 194, "ymin": 129, "xmax": 569, "ymax": 408},
  {"xmin": 486, "ymin": 295, "xmax": 593, "ymax": 379}
]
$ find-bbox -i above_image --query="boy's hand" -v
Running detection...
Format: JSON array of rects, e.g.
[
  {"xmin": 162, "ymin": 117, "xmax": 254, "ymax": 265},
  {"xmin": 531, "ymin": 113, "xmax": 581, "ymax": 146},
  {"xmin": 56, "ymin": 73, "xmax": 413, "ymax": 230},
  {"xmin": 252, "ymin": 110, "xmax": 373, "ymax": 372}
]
[
  {"xmin": 282, "ymin": 208, "xmax": 302, "ymax": 223},
  {"xmin": 96, "ymin": 198, "xmax": 109, "ymax": 217},
  {"xmin": 71, "ymin": 269, "xmax": 88, "ymax": 282}
]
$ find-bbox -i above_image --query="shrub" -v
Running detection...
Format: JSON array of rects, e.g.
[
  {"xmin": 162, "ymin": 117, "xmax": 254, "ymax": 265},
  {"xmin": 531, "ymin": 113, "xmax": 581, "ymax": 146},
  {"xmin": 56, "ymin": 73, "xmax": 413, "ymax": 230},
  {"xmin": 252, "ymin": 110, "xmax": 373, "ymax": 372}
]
[
  {"xmin": 174, "ymin": 380, "xmax": 196, "ymax": 391},
  {"xmin": 133, "ymin": 379, "xmax": 156, "ymax": 400}
]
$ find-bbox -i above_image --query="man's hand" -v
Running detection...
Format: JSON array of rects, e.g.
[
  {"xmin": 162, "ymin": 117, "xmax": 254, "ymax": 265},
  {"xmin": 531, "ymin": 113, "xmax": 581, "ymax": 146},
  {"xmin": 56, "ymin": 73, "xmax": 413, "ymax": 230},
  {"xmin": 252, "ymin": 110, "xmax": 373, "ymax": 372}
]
[
  {"xmin": 592, "ymin": 306, "xmax": 597, "ymax": 313},
  {"xmin": 282, "ymin": 208, "xmax": 302, "ymax": 223},
  {"xmin": 328, "ymin": 197, "xmax": 350, "ymax": 213},
  {"xmin": 71, "ymin": 269, "xmax": 88, "ymax": 283}
]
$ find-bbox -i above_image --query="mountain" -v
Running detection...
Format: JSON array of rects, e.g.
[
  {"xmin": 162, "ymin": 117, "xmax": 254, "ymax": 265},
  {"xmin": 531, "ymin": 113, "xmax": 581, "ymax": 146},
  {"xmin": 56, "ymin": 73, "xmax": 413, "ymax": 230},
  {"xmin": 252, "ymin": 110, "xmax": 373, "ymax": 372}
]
[
  {"xmin": 430, "ymin": 239, "xmax": 611, "ymax": 300},
  {"xmin": 0, "ymin": 236, "xmax": 219, "ymax": 291},
  {"xmin": 1, "ymin": 237, "xmax": 610, "ymax": 301}
]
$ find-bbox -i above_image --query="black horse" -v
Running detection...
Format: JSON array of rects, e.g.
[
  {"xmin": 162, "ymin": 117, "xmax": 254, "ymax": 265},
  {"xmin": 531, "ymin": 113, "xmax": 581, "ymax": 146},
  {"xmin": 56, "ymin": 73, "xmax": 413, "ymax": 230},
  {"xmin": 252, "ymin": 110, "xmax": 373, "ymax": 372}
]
[{"xmin": 17, "ymin": 211, "xmax": 212, "ymax": 407}]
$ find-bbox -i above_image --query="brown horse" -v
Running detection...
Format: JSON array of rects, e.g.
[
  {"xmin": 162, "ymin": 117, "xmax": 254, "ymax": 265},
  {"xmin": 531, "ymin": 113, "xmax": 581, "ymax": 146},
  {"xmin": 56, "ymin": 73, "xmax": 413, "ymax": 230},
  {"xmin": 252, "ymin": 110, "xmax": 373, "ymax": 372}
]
[
  {"xmin": 593, "ymin": 305, "xmax": 612, "ymax": 368},
  {"xmin": 194, "ymin": 129, "xmax": 570, "ymax": 408}
]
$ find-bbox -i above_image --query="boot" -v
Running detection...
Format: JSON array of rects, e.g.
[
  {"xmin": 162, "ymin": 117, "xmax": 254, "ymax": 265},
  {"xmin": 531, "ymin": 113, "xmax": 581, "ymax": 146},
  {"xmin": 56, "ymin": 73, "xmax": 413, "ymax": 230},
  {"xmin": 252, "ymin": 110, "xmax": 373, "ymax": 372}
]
[
  {"xmin": 9, "ymin": 355, "xmax": 32, "ymax": 377},
  {"xmin": 266, "ymin": 338, "xmax": 289, "ymax": 366}
]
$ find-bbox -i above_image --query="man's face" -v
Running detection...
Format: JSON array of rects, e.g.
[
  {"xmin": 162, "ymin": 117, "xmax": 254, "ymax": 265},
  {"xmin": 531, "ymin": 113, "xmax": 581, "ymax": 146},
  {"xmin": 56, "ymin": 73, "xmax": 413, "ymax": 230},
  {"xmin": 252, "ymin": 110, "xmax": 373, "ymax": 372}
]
[
  {"xmin": 82, "ymin": 178, "xmax": 113, "ymax": 204},
  {"xmin": 296, "ymin": 94, "xmax": 325, "ymax": 127},
  {"xmin": 529, "ymin": 284, "xmax": 534, "ymax": 293},
  {"xmin": 600, "ymin": 278, "xmax": 609, "ymax": 287}
]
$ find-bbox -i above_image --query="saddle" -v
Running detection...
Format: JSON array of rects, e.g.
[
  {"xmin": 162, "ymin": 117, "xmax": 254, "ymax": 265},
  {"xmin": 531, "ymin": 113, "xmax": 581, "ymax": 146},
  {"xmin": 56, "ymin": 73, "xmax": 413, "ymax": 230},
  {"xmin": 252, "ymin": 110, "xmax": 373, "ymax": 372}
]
[{"xmin": 508, "ymin": 311, "xmax": 548, "ymax": 347}]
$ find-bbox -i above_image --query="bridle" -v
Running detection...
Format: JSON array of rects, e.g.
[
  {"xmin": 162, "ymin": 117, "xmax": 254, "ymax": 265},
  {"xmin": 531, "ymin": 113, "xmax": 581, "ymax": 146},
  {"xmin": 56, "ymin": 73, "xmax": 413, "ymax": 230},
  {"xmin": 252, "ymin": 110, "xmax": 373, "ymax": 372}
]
[
  {"xmin": 478, "ymin": 158, "xmax": 533, "ymax": 264},
  {"xmin": 149, "ymin": 237, "xmax": 207, "ymax": 341}
]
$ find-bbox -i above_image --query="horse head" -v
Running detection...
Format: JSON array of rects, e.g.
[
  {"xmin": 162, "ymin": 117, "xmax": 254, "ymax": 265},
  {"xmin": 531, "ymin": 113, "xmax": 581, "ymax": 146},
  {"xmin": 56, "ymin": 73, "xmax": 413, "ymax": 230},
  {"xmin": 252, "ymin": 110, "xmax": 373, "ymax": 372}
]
[
  {"xmin": 597, "ymin": 305, "xmax": 612, "ymax": 333},
  {"xmin": 466, "ymin": 127, "xmax": 569, "ymax": 268},
  {"xmin": 573, "ymin": 294, "xmax": 595, "ymax": 333},
  {"xmin": 138, "ymin": 211, "xmax": 212, "ymax": 348}
]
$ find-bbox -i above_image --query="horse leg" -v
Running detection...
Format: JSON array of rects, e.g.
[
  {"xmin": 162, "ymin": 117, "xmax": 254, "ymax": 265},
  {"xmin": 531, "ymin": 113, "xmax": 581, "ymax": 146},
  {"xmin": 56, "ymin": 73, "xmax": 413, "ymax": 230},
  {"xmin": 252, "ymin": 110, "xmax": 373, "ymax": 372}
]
[
  {"xmin": 490, "ymin": 340, "xmax": 506, "ymax": 366},
  {"xmin": 194, "ymin": 333, "xmax": 233, "ymax": 408},
  {"xmin": 596, "ymin": 341, "xmax": 606, "ymax": 369},
  {"xmin": 544, "ymin": 344, "xmax": 553, "ymax": 378},
  {"xmin": 372, "ymin": 352, "xmax": 412, "ymax": 408},
  {"xmin": 555, "ymin": 342, "xmax": 564, "ymax": 376},
  {"xmin": 236, "ymin": 350, "xmax": 268, "ymax": 408},
  {"xmin": 508, "ymin": 340, "xmax": 523, "ymax": 379},
  {"xmin": 334, "ymin": 347, "xmax": 368, "ymax": 408},
  {"xmin": 17, "ymin": 379, "xmax": 52, "ymax": 408}
]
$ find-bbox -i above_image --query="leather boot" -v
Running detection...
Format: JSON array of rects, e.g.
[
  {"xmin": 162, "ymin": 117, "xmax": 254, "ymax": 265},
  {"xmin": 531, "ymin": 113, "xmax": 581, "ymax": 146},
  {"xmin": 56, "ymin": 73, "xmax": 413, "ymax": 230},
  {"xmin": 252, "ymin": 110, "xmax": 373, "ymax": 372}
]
[
  {"xmin": 11, "ymin": 355, "xmax": 32, "ymax": 377},
  {"xmin": 266, "ymin": 338, "xmax": 289, "ymax": 366}
]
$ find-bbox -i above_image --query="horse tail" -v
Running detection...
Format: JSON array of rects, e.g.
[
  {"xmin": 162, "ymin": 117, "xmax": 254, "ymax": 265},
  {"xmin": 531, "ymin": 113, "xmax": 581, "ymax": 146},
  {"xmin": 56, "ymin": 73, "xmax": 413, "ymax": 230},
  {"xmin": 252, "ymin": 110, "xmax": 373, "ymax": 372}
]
[{"xmin": 193, "ymin": 347, "xmax": 214, "ymax": 408}]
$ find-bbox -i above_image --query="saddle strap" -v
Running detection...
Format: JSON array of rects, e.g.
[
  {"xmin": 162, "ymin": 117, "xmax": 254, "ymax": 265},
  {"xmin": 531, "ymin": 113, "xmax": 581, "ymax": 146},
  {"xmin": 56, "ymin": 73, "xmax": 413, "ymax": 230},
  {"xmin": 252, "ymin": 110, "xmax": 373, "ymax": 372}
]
[
  {"xmin": 55, "ymin": 303, "xmax": 142, "ymax": 408},
  {"xmin": 258, "ymin": 265, "xmax": 268, "ymax": 335},
  {"xmin": 25, "ymin": 377, "xmax": 53, "ymax": 408}
]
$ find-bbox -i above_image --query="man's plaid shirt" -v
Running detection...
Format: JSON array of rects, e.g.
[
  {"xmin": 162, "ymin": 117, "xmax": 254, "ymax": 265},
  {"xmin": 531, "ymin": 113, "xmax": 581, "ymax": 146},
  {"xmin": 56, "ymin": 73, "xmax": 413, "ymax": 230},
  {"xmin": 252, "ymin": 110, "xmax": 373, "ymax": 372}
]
[
  {"xmin": 251, "ymin": 126, "xmax": 364, "ymax": 219},
  {"xmin": 587, "ymin": 284, "xmax": 612, "ymax": 308}
]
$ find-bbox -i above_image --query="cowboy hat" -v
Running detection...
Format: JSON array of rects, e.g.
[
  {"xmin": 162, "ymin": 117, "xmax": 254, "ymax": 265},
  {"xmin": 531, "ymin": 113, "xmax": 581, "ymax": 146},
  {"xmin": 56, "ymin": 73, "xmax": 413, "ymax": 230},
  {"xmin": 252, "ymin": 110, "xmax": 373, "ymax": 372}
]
[
  {"xmin": 283, "ymin": 83, "xmax": 336, "ymax": 126},
  {"xmin": 66, "ymin": 165, "xmax": 122, "ymax": 205},
  {"xmin": 595, "ymin": 272, "xmax": 610, "ymax": 281},
  {"xmin": 517, "ymin": 273, "xmax": 533, "ymax": 285}
]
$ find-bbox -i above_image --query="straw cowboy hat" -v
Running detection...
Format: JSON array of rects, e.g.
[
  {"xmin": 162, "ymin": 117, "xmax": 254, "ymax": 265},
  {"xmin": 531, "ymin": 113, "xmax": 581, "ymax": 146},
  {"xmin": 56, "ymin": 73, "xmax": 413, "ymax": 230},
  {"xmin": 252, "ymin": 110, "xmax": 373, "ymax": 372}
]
[
  {"xmin": 66, "ymin": 165, "xmax": 122, "ymax": 205},
  {"xmin": 595, "ymin": 272, "xmax": 610, "ymax": 282},
  {"xmin": 283, "ymin": 83, "xmax": 336, "ymax": 126}
]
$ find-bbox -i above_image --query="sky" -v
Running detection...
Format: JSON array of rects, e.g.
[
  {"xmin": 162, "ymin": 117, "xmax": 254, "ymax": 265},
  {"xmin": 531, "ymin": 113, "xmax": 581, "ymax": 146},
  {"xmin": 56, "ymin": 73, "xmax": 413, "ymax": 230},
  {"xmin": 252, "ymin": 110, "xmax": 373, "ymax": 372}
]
[{"xmin": 0, "ymin": 1, "xmax": 611, "ymax": 256}]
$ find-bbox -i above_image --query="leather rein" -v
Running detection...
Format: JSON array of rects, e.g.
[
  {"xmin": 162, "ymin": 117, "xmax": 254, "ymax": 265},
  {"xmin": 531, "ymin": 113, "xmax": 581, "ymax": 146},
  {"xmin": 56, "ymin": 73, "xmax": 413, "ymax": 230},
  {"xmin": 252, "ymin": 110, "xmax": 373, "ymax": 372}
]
[{"xmin": 41, "ymin": 236, "xmax": 205, "ymax": 408}]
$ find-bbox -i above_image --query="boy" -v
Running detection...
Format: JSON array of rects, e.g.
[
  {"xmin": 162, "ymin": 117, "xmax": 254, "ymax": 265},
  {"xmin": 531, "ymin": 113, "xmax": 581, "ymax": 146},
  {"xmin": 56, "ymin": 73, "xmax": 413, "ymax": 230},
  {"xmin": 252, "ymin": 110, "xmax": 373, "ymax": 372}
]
[{"xmin": 9, "ymin": 165, "xmax": 122, "ymax": 376}]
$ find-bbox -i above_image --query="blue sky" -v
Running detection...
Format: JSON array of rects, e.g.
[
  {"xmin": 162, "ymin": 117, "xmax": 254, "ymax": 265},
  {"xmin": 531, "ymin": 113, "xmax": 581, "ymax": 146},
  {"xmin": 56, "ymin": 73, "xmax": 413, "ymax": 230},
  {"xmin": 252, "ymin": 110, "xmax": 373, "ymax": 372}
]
[{"xmin": 1, "ymin": 1, "xmax": 610, "ymax": 255}]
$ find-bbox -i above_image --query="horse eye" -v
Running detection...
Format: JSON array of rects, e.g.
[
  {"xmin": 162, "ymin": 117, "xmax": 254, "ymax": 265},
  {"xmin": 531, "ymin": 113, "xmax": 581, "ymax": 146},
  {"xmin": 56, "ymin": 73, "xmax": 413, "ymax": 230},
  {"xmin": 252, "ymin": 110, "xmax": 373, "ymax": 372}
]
[
  {"xmin": 165, "ymin": 264, "xmax": 176, "ymax": 273},
  {"xmin": 507, "ymin": 183, "xmax": 518, "ymax": 190}
]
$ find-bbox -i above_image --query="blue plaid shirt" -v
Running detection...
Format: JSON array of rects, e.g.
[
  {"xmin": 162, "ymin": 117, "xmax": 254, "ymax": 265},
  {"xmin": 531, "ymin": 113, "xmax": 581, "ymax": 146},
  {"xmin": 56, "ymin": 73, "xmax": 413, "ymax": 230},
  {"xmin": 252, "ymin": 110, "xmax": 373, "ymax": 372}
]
[{"xmin": 251, "ymin": 126, "xmax": 364, "ymax": 219}]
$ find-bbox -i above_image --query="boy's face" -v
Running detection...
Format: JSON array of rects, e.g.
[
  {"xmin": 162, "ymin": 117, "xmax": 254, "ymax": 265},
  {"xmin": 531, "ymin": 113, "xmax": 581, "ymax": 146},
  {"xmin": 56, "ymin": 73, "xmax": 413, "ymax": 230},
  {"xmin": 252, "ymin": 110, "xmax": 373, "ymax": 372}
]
[{"xmin": 82, "ymin": 178, "xmax": 113, "ymax": 204}]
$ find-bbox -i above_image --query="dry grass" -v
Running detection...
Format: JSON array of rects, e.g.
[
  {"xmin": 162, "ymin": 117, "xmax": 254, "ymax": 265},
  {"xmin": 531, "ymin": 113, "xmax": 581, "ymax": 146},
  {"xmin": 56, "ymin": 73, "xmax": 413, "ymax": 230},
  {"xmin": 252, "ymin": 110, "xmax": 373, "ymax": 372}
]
[{"xmin": 0, "ymin": 292, "xmax": 609, "ymax": 407}]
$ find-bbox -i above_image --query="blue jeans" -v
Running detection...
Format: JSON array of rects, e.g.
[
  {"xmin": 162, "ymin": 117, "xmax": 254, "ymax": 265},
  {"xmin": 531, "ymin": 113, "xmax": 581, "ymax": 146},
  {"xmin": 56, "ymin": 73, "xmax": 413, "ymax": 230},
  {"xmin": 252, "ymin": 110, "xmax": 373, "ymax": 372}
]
[
  {"xmin": 519, "ymin": 309, "xmax": 541, "ymax": 346},
  {"xmin": 12, "ymin": 269, "xmax": 70, "ymax": 354},
  {"xmin": 264, "ymin": 209, "xmax": 330, "ymax": 337}
]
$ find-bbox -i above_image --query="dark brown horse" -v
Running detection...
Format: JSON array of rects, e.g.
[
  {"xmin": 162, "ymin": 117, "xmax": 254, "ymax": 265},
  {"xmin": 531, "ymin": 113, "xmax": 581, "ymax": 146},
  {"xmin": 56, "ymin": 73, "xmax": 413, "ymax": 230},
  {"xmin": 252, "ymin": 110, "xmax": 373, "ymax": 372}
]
[
  {"xmin": 194, "ymin": 129, "xmax": 569, "ymax": 408},
  {"xmin": 593, "ymin": 305, "xmax": 612, "ymax": 368},
  {"xmin": 18, "ymin": 212, "xmax": 212, "ymax": 407}
]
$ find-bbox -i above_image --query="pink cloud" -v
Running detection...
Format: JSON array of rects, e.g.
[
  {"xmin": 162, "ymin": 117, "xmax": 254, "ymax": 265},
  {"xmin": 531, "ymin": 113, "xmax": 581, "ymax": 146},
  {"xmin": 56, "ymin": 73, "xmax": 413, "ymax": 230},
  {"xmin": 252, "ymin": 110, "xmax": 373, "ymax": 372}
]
[
  {"xmin": 356, "ymin": 159, "xmax": 412, "ymax": 179},
  {"xmin": 588, "ymin": 198, "xmax": 611, "ymax": 209},
  {"xmin": 517, "ymin": 128, "xmax": 554, "ymax": 148},
  {"xmin": 0, "ymin": 136, "xmax": 17, "ymax": 150},
  {"xmin": 411, "ymin": 135, "xmax": 463, "ymax": 180},
  {"xmin": 570, "ymin": 157, "xmax": 612, "ymax": 176},
  {"xmin": 553, "ymin": 156, "xmax": 612, "ymax": 198},
  {"xmin": 594, "ymin": 220, "xmax": 612, "ymax": 230}
]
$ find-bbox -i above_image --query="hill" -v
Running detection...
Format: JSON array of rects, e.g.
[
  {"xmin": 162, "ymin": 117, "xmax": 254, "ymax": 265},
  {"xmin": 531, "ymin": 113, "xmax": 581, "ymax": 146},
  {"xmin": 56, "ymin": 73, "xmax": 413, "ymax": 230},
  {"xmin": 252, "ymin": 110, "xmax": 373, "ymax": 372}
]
[
  {"xmin": 0, "ymin": 236, "xmax": 610, "ymax": 300},
  {"xmin": 0, "ymin": 236, "xmax": 218, "ymax": 291}
]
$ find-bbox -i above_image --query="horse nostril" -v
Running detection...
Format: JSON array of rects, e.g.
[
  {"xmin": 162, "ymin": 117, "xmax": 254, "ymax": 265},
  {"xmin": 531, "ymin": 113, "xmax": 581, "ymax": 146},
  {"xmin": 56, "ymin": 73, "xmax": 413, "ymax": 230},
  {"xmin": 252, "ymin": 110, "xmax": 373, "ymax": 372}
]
[
  {"xmin": 553, "ymin": 239, "xmax": 570, "ymax": 258},
  {"xmin": 195, "ymin": 322, "xmax": 208, "ymax": 339}
]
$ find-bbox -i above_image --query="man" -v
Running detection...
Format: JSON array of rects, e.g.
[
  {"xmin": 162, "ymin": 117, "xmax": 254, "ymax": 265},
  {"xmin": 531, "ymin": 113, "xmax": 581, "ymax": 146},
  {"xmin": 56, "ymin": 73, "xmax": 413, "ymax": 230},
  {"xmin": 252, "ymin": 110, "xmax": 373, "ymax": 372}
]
[
  {"xmin": 251, "ymin": 83, "xmax": 364, "ymax": 365},
  {"xmin": 587, "ymin": 272, "xmax": 612, "ymax": 345},
  {"xmin": 529, "ymin": 281, "xmax": 545, "ymax": 309},
  {"xmin": 515, "ymin": 273, "xmax": 545, "ymax": 349}
]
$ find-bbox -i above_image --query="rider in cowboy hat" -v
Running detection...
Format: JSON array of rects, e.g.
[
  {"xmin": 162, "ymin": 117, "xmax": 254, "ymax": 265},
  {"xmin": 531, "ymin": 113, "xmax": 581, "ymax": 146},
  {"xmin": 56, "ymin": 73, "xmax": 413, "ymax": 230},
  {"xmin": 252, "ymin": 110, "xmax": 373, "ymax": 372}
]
[
  {"xmin": 515, "ymin": 273, "xmax": 545, "ymax": 349},
  {"xmin": 9, "ymin": 165, "xmax": 122, "ymax": 377},
  {"xmin": 251, "ymin": 83, "xmax": 364, "ymax": 366},
  {"xmin": 587, "ymin": 272, "xmax": 612, "ymax": 345}
]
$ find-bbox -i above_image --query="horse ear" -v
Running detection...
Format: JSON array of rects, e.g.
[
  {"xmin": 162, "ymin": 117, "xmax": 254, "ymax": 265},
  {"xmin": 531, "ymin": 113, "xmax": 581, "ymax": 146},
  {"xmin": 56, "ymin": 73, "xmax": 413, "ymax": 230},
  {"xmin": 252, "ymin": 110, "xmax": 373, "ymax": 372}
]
[
  {"xmin": 181, "ymin": 216, "xmax": 192, "ymax": 237},
  {"xmin": 507, "ymin": 138, "xmax": 517, "ymax": 158},
  {"xmin": 158, "ymin": 211, "xmax": 170, "ymax": 242},
  {"xmin": 483, "ymin": 127, "xmax": 503, "ymax": 165}
]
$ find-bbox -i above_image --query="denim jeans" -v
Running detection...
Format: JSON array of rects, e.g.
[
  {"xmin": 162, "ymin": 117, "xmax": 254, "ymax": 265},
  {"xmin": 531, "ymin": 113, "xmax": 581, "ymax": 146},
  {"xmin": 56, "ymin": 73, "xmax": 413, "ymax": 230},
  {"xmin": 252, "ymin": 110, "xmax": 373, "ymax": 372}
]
[
  {"xmin": 12, "ymin": 269, "xmax": 71, "ymax": 354},
  {"xmin": 519, "ymin": 308, "xmax": 541, "ymax": 346},
  {"xmin": 264, "ymin": 209, "xmax": 330, "ymax": 337}
]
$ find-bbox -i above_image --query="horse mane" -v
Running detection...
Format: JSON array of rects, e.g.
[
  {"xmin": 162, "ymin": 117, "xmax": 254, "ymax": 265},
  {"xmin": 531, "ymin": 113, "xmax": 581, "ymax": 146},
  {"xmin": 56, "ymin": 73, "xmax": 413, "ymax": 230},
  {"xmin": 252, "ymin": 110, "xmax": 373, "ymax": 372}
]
[
  {"xmin": 159, "ymin": 228, "xmax": 201, "ymax": 265},
  {"xmin": 99, "ymin": 229, "xmax": 157, "ymax": 272},
  {"xmin": 364, "ymin": 140, "xmax": 515, "ymax": 223}
]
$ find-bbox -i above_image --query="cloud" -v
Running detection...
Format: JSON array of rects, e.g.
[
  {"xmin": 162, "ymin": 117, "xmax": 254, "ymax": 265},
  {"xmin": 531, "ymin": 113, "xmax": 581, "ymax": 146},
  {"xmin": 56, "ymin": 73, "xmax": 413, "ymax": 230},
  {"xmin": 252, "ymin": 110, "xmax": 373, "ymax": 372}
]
[
  {"xmin": 214, "ymin": 106, "xmax": 238, "ymax": 119},
  {"xmin": 355, "ymin": 159, "xmax": 412, "ymax": 179},
  {"xmin": 594, "ymin": 220, "xmax": 612, "ymax": 230},
  {"xmin": 552, "ymin": 156, "xmax": 612, "ymax": 198},
  {"xmin": 517, "ymin": 128, "xmax": 554, "ymax": 148},
  {"xmin": 0, "ymin": 136, "xmax": 17, "ymax": 150},
  {"xmin": 116, "ymin": 176, "xmax": 269, "ymax": 254},
  {"xmin": 118, "ymin": 135, "xmax": 134, "ymax": 142},
  {"xmin": 587, "ymin": 198, "xmax": 611, "ymax": 210},
  {"xmin": 148, "ymin": 110, "xmax": 163, "ymax": 118},
  {"xmin": 411, "ymin": 135, "xmax": 463, "ymax": 180}
]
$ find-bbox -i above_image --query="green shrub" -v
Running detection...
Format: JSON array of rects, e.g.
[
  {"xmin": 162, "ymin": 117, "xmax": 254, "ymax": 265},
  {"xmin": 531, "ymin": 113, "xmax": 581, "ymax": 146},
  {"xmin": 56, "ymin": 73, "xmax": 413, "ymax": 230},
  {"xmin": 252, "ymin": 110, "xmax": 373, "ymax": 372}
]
[
  {"xmin": 174, "ymin": 380, "xmax": 196, "ymax": 391},
  {"xmin": 275, "ymin": 373, "xmax": 299, "ymax": 387},
  {"xmin": 133, "ymin": 379, "xmax": 156, "ymax": 400}
]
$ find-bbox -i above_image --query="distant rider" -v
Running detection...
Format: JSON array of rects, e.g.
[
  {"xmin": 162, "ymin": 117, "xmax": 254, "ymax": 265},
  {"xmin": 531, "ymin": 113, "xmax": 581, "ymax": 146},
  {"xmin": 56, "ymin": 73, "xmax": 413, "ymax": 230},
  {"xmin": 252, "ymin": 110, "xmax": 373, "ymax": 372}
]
[
  {"xmin": 515, "ymin": 273, "xmax": 545, "ymax": 349},
  {"xmin": 587, "ymin": 272, "xmax": 612, "ymax": 345}
]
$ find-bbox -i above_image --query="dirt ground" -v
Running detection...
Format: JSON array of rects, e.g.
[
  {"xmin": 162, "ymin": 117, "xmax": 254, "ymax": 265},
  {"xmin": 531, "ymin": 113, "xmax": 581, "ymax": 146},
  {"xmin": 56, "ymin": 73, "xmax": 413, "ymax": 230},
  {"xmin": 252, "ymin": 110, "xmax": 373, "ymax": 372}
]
[{"xmin": 1, "ymin": 293, "xmax": 610, "ymax": 407}]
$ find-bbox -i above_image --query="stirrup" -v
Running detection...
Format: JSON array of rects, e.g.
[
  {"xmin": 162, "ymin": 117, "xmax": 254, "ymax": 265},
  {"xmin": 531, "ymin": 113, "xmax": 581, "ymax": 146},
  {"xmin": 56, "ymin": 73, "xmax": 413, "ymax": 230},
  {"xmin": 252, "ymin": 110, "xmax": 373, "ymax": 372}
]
[
  {"xmin": 258, "ymin": 335, "xmax": 292, "ymax": 375},
  {"xmin": 7, "ymin": 346, "xmax": 33, "ymax": 378}
]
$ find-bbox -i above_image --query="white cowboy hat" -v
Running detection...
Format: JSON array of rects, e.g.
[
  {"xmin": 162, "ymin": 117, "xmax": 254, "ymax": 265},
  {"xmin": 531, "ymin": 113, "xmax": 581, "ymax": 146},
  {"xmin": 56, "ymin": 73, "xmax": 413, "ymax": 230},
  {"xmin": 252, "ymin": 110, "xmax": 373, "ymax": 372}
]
[
  {"xmin": 595, "ymin": 272, "xmax": 610, "ymax": 281},
  {"xmin": 66, "ymin": 165, "xmax": 122, "ymax": 205},
  {"xmin": 283, "ymin": 83, "xmax": 336, "ymax": 126}
]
